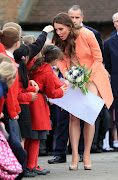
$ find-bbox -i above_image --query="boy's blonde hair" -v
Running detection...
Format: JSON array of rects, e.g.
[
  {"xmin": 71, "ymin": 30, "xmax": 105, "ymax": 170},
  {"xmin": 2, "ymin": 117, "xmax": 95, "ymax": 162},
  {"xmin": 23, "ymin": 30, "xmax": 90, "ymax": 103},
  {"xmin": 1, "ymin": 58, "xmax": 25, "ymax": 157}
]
[
  {"xmin": 0, "ymin": 53, "xmax": 13, "ymax": 63},
  {"xmin": 0, "ymin": 54, "xmax": 17, "ymax": 85},
  {"xmin": 3, "ymin": 22, "xmax": 22, "ymax": 36},
  {"xmin": 22, "ymin": 34, "xmax": 42, "ymax": 59},
  {"xmin": 22, "ymin": 35, "xmax": 36, "ymax": 45}
]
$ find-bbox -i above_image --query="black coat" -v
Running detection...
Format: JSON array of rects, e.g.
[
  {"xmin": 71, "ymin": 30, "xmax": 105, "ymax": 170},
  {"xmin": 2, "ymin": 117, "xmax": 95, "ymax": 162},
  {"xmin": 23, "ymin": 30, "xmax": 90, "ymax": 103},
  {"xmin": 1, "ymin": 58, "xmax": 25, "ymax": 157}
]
[
  {"xmin": 104, "ymin": 33, "xmax": 118, "ymax": 97},
  {"xmin": 28, "ymin": 31, "xmax": 47, "ymax": 61}
]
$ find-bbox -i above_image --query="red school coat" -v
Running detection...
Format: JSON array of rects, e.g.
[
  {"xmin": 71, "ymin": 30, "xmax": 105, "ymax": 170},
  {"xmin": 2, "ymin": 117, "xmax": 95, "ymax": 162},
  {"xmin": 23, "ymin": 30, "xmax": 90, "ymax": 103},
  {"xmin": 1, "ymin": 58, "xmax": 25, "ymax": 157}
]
[
  {"xmin": 29, "ymin": 63, "xmax": 66, "ymax": 131},
  {"xmin": 17, "ymin": 73, "xmax": 36, "ymax": 104},
  {"xmin": 0, "ymin": 43, "xmax": 21, "ymax": 118}
]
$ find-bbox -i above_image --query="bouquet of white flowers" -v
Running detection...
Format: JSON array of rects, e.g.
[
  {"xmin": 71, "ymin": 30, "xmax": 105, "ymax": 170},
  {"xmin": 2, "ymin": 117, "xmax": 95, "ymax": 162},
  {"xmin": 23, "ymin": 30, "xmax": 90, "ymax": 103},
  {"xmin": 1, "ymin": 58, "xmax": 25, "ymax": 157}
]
[{"xmin": 65, "ymin": 64, "xmax": 92, "ymax": 95}]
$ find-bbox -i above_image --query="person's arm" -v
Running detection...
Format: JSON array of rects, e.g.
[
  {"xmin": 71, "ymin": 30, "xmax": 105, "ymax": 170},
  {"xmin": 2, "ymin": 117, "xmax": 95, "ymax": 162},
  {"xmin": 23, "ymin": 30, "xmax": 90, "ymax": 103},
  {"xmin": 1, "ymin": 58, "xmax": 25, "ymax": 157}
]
[
  {"xmin": 0, "ymin": 85, "xmax": 3, "ymax": 99},
  {"xmin": 18, "ymin": 79, "xmax": 36, "ymax": 102},
  {"xmin": 5, "ymin": 88, "xmax": 19, "ymax": 119},
  {"xmin": 44, "ymin": 71, "xmax": 65, "ymax": 99},
  {"xmin": 18, "ymin": 92, "xmax": 33, "ymax": 102},
  {"xmin": 93, "ymin": 31, "xmax": 104, "ymax": 56},
  {"xmin": 28, "ymin": 25, "xmax": 54, "ymax": 61},
  {"xmin": 103, "ymin": 41, "xmax": 111, "ymax": 75},
  {"xmin": 53, "ymin": 72, "xmax": 68, "ymax": 89},
  {"xmin": 86, "ymin": 31, "xmax": 103, "ymax": 82},
  {"xmin": 57, "ymin": 56, "xmax": 69, "ymax": 78}
]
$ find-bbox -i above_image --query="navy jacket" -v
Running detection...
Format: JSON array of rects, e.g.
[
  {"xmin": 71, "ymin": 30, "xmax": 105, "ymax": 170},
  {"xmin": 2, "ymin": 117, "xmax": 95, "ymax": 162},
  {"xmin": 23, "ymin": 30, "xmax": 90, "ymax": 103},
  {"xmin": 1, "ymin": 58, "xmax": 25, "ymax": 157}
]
[
  {"xmin": 104, "ymin": 33, "xmax": 118, "ymax": 97},
  {"xmin": 0, "ymin": 78, "xmax": 8, "ymax": 99},
  {"xmin": 28, "ymin": 31, "xmax": 47, "ymax": 61}
]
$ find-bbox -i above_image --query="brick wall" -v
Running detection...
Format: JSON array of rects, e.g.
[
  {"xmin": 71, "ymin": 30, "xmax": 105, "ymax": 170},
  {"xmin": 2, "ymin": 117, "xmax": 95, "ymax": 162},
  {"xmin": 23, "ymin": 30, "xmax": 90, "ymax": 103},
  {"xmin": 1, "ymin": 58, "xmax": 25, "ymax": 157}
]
[{"xmin": 0, "ymin": 0, "xmax": 24, "ymax": 27}]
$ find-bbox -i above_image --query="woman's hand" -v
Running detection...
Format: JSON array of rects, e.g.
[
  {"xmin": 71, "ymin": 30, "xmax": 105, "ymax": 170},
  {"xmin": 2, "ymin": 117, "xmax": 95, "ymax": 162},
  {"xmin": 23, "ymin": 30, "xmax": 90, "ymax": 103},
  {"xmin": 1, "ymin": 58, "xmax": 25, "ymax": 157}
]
[{"xmin": 43, "ymin": 25, "xmax": 54, "ymax": 33}]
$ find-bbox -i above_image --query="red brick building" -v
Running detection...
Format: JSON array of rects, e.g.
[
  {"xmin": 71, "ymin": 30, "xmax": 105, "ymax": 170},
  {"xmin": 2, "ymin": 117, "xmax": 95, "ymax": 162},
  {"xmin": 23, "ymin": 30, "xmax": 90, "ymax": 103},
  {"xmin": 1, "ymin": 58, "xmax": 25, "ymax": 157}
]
[
  {"xmin": 0, "ymin": 0, "xmax": 23, "ymax": 27},
  {"xmin": 0, "ymin": 0, "xmax": 118, "ymax": 40}
]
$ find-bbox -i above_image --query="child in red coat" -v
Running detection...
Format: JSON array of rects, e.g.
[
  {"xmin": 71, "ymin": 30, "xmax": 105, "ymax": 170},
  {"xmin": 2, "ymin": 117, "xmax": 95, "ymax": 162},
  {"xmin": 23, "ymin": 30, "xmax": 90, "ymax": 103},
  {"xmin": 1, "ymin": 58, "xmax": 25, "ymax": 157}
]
[
  {"xmin": 0, "ymin": 27, "xmax": 21, "ymax": 120},
  {"xmin": 0, "ymin": 53, "xmax": 17, "ymax": 117},
  {"xmin": 14, "ymin": 44, "xmax": 39, "ymax": 146},
  {"xmin": 24, "ymin": 45, "xmax": 69, "ymax": 176},
  {"xmin": 14, "ymin": 44, "xmax": 39, "ymax": 178}
]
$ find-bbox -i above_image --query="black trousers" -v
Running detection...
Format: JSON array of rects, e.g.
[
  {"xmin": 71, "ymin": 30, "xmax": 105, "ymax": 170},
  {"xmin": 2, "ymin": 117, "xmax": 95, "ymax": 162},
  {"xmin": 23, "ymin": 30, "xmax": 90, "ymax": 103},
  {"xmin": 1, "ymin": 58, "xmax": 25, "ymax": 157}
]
[
  {"xmin": 54, "ymin": 106, "xmax": 69, "ymax": 156},
  {"xmin": 114, "ymin": 97, "xmax": 118, "ymax": 134}
]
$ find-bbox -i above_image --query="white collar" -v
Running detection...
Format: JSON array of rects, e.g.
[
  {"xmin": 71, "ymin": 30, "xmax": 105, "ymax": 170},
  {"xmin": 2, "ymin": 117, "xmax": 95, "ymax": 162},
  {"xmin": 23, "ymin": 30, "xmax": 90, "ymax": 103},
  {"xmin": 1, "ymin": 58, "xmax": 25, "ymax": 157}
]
[
  {"xmin": 5, "ymin": 50, "xmax": 14, "ymax": 59},
  {"xmin": 117, "ymin": 32, "xmax": 118, "ymax": 36},
  {"xmin": 16, "ymin": 63, "xmax": 19, "ymax": 67},
  {"xmin": 81, "ymin": 22, "xmax": 84, "ymax": 26}
]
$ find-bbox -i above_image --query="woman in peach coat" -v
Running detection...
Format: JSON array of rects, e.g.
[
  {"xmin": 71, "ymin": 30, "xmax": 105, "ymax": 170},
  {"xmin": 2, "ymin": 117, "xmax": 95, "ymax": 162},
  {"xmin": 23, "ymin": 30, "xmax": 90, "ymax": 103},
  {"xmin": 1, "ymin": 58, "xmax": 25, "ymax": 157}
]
[{"xmin": 52, "ymin": 13, "xmax": 113, "ymax": 170}]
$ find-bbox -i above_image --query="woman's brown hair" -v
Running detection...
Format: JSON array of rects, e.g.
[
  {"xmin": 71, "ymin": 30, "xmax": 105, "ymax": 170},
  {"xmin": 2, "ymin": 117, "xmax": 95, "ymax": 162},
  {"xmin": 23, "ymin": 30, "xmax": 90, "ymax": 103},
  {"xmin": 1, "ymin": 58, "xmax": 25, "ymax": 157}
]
[
  {"xmin": 52, "ymin": 12, "xmax": 78, "ymax": 58},
  {"xmin": 0, "ymin": 27, "xmax": 20, "ymax": 49}
]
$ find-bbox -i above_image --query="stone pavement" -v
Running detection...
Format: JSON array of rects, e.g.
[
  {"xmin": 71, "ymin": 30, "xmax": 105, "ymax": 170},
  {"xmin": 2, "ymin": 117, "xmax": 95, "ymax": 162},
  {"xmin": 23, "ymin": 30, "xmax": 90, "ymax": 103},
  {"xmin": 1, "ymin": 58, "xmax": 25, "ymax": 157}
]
[{"xmin": 23, "ymin": 152, "xmax": 118, "ymax": 180}]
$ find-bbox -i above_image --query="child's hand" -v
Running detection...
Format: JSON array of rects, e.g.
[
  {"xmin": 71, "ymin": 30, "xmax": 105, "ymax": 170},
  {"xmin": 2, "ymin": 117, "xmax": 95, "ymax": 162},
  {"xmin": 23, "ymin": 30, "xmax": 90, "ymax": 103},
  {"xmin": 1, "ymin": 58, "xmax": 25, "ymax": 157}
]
[
  {"xmin": 31, "ymin": 92, "xmax": 38, "ymax": 101},
  {"xmin": 17, "ymin": 111, "xmax": 21, "ymax": 114},
  {"xmin": 0, "ymin": 122, "xmax": 9, "ymax": 140},
  {"xmin": 30, "ymin": 80, "xmax": 39, "ymax": 93},
  {"xmin": 12, "ymin": 115, "xmax": 19, "ymax": 120},
  {"xmin": 0, "ymin": 112, "xmax": 4, "ymax": 119},
  {"xmin": 43, "ymin": 25, "xmax": 54, "ymax": 33},
  {"xmin": 35, "ymin": 85, "xmax": 39, "ymax": 93},
  {"xmin": 60, "ymin": 85, "xmax": 68, "ymax": 94},
  {"xmin": 64, "ymin": 80, "xmax": 69, "ymax": 87}
]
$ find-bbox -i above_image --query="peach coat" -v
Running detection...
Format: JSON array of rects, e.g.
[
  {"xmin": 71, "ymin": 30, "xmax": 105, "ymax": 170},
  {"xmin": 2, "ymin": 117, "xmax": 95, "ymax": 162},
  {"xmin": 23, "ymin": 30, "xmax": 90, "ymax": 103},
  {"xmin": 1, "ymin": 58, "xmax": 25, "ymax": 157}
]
[{"xmin": 58, "ymin": 27, "xmax": 113, "ymax": 109}]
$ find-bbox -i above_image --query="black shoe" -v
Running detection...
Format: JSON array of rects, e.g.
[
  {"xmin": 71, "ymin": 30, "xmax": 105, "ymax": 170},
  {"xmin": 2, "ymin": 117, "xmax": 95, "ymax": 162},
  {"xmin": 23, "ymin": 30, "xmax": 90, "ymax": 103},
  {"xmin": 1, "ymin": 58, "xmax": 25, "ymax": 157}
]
[
  {"xmin": 79, "ymin": 154, "xmax": 83, "ymax": 162},
  {"xmin": 23, "ymin": 168, "xmax": 37, "ymax": 177},
  {"xmin": 48, "ymin": 156, "xmax": 66, "ymax": 164},
  {"xmin": 112, "ymin": 147, "xmax": 118, "ymax": 152},
  {"xmin": 95, "ymin": 148, "xmax": 103, "ymax": 153},
  {"xmin": 34, "ymin": 166, "xmax": 50, "ymax": 175},
  {"xmin": 91, "ymin": 144, "xmax": 97, "ymax": 153},
  {"xmin": 39, "ymin": 150, "xmax": 48, "ymax": 156},
  {"xmin": 48, "ymin": 151, "xmax": 54, "ymax": 155}
]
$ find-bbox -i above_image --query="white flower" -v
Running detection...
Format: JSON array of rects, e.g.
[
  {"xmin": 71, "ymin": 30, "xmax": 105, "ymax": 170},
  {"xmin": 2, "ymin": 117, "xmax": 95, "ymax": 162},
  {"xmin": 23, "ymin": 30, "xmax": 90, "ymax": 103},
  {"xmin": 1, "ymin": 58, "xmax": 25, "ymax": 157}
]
[
  {"xmin": 76, "ymin": 75, "xmax": 83, "ymax": 82},
  {"xmin": 71, "ymin": 66, "xmax": 77, "ymax": 71},
  {"xmin": 68, "ymin": 75, "xmax": 74, "ymax": 82},
  {"xmin": 73, "ymin": 70, "xmax": 79, "ymax": 76}
]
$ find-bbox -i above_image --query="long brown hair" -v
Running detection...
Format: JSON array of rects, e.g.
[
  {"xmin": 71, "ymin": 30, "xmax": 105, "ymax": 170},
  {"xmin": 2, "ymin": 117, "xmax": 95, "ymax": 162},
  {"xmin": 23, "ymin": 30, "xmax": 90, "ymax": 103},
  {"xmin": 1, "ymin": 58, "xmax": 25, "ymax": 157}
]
[
  {"xmin": 0, "ymin": 27, "xmax": 20, "ymax": 49},
  {"xmin": 52, "ymin": 12, "xmax": 78, "ymax": 58}
]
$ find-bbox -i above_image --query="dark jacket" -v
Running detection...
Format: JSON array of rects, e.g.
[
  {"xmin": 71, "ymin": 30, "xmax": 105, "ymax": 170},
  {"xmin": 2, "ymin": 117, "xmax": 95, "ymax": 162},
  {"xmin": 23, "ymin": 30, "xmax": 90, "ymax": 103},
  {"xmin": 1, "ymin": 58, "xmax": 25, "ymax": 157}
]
[
  {"xmin": 28, "ymin": 31, "xmax": 47, "ymax": 61},
  {"xmin": 104, "ymin": 33, "xmax": 118, "ymax": 97}
]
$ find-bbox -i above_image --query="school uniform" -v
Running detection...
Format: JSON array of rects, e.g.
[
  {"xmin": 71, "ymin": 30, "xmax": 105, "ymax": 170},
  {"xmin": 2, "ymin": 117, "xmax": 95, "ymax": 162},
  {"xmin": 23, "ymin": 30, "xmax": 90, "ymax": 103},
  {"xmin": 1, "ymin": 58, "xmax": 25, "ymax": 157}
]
[{"xmin": 17, "ymin": 73, "xmax": 36, "ymax": 138}]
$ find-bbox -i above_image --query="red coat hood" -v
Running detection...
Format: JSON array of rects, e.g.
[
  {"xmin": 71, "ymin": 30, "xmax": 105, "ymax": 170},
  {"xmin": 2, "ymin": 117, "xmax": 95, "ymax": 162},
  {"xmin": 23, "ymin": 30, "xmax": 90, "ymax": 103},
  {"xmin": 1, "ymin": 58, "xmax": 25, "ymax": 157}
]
[
  {"xmin": 0, "ymin": 43, "xmax": 6, "ymax": 53},
  {"xmin": 32, "ymin": 63, "xmax": 52, "ymax": 78}
]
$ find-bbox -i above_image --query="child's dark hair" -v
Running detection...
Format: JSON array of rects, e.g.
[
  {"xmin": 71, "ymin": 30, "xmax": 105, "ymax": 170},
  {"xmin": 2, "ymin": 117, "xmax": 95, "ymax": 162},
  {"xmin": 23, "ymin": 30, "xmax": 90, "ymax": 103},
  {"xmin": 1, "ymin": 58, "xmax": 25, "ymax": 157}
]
[
  {"xmin": 28, "ymin": 44, "xmax": 62, "ymax": 79},
  {"xmin": 14, "ymin": 44, "xmax": 29, "ymax": 89},
  {"xmin": 42, "ymin": 44, "xmax": 62, "ymax": 63}
]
